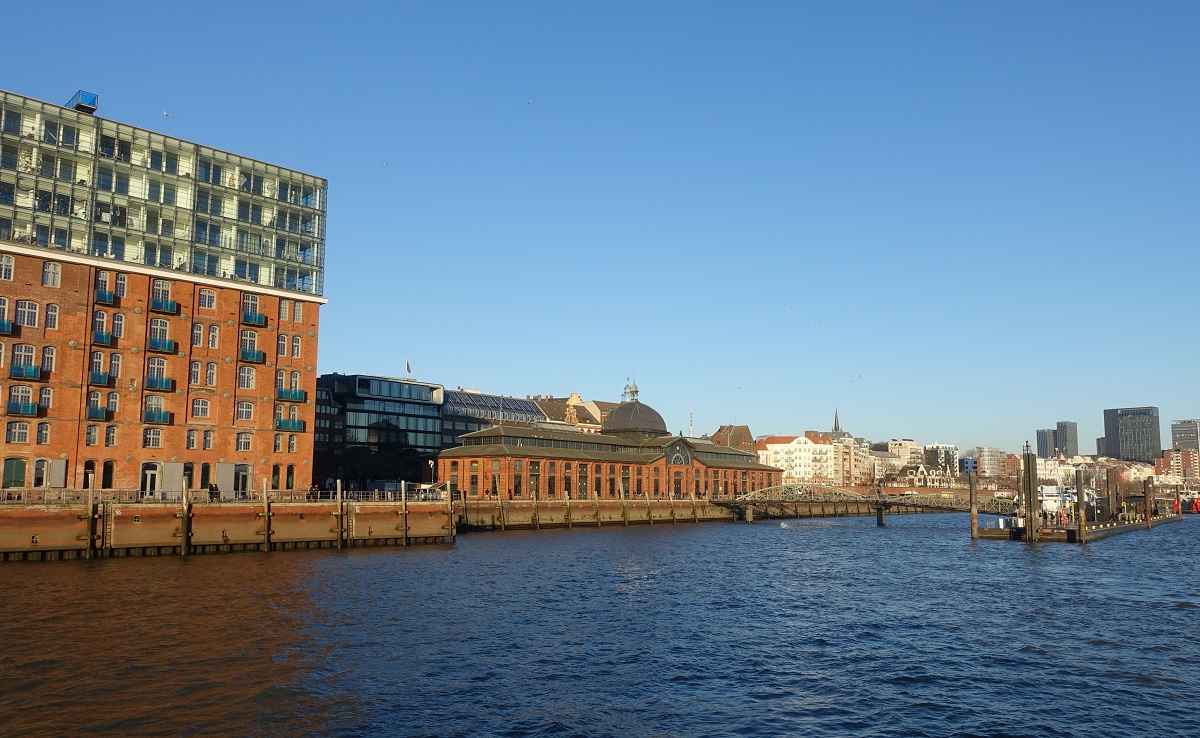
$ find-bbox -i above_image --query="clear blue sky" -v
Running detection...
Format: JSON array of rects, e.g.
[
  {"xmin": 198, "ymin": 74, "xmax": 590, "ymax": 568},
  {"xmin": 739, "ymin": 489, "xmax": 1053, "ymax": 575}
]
[{"xmin": 7, "ymin": 1, "xmax": 1197, "ymax": 454}]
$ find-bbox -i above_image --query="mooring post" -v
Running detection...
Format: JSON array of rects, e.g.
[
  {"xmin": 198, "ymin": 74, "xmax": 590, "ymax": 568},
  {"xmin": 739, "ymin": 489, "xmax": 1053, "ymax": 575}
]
[
  {"xmin": 84, "ymin": 486, "xmax": 95, "ymax": 559},
  {"xmin": 969, "ymin": 472, "xmax": 978, "ymax": 539},
  {"xmin": 1023, "ymin": 447, "xmax": 1039, "ymax": 542},
  {"xmin": 1075, "ymin": 469, "xmax": 1086, "ymax": 543},
  {"xmin": 1144, "ymin": 479, "xmax": 1153, "ymax": 529},
  {"xmin": 180, "ymin": 487, "xmax": 190, "ymax": 556},
  {"xmin": 336, "ymin": 479, "xmax": 344, "ymax": 549},
  {"xmin": 876, "ymin": 504, "xmax": 886, "ymax": 527}
]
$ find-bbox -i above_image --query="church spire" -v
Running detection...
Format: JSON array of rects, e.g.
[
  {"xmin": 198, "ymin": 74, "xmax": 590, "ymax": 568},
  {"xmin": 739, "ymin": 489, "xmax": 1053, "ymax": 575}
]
[{"xmin": 833, "ymin": 408, "xmax": 840, "ymax": 432}]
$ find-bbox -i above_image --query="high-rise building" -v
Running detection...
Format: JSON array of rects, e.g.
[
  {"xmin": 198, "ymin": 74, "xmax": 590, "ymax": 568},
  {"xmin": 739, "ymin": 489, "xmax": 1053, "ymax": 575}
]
[
  {"xmin": 1035, "ymin": 429, "xmax": 1057, "ymax": 458},
  {"xmin": 1102, "ymin": 407, "xmax": 1161, "ymax": 464},
  {"xmin": 1171, "ymin": 419, "xmax": 1200, "ymax": 452},
  {"xmin": 1, "ymin": 88, "xmax": 326, "ymax": 494},
  {"xmin": 1055, "ymin": 421, "xmax": 1079, "ymax": 456},
  {"xmin": 975, "ymin": 446, "xmax": 1003, "ymax": 477}
]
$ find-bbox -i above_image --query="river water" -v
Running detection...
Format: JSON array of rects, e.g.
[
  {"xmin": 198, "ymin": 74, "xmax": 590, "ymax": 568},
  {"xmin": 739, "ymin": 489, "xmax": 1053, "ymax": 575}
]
[{"xmin": 1, "ymin": 514, "xmax": 1197, "ymax": 737}]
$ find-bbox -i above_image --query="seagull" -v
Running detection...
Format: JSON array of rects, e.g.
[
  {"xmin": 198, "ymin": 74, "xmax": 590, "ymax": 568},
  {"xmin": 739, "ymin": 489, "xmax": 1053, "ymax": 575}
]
[
  {"xmin": 380, "ymin": 162, "xmax": 388, "ymax": 167},
  {"xmin": 158, "ymin": 108, "xmax": 173, "ymax": 118},
  {"xmin": 527, "ymin": 100, "xmax": 535, "ymax": 104}
]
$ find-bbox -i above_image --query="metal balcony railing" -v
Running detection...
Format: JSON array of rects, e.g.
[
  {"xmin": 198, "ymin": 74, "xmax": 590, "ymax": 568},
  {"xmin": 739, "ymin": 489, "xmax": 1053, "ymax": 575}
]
[
  {"xmin": 150, "ymin": 297, "xmax": 178, "ymax": 314},
  {"xmin": 275, "ymin": 388, "xmax": 307, "ymax": 401},
  {"xmin": 89, "ymin": 371, "xmax": 110, "ymax": 386},
  {"xmin": 145, "ymin": 376, "xmax": 174, "ymax": 391},
  {"xmin": 86, "ymin": 406, "xmax": 108, "ymax": 421},
  {"xmin": 147, "ymin": 338, "xmax": 177, "ymax": 353},
  {"xmin": 274, "ymin": 419, "xmax": 305, "ymax": 432},
  {"xmin": 6, "ymin": 401, "xmax": 38, "ymax": 416},
  {"xmin": 9, "ymin": 364, "xmax": 41, "ymax": 380},
  {"xmin": 143, "ymin": 409, "xmax": 173, "ymax": 424},
  {"xmin": 93, "ymin": 330, "xmax": 112, "ymax": 346},
  {"xmin": 241, "ymin": 311, "xmax": 268, "ymax": 327},
  {"xmin": 240, "ymin": 349, "xmax": 265, "ymax": 363},
  {"xmin": 0, "ymin": 320, "xmax": 12, "ymax": 335},
  {"xmin": 95, "ymin": 290, "xmax": 115, "ymax": 305}
]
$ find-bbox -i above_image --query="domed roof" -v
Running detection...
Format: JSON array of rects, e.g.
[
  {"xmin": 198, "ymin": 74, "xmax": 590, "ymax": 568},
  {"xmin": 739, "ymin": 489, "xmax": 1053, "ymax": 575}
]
[{"xmin": 601, "ymin": 400, "xmax": 668, "ymax": 436}]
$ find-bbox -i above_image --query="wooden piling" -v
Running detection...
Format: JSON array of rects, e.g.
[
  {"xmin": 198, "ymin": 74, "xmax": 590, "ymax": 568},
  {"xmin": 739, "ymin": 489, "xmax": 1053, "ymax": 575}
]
[
  {"xmin": 1075, "ymin": 469, "xmax": 1087, "ymax": 543},
  {"xmin": 969, "ymin": 472, "xmax": 978, "ymax": 539}
]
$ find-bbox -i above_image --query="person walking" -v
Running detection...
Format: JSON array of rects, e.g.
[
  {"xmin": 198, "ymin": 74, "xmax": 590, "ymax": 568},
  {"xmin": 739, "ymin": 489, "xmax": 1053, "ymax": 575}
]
[{"xmin": 208, "ymin": 482, "xmax": 219, "ymax": 503}]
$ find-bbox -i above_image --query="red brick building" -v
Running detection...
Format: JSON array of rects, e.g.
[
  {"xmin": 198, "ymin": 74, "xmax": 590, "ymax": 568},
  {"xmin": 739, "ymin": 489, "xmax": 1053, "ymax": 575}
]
[
  {"xmin": 1, "ymin": 244, "xmax": 322, "ymax": 494},
  {"xmin": 438, "ymin": 390, "xmax": 781, "ymax": 500}
]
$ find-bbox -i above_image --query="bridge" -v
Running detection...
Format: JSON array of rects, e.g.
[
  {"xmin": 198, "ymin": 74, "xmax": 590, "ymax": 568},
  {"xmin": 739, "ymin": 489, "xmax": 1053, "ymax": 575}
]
[{"xmin": 715, "ymin": 484, "xmax": 1014, "ymax": 523}]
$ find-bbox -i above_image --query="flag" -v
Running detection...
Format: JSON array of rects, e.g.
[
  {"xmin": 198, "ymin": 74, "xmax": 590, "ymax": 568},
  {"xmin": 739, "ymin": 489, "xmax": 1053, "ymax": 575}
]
[{"xmin": 406, "ymin": 360, "xmax": 410, "ymax": 374}]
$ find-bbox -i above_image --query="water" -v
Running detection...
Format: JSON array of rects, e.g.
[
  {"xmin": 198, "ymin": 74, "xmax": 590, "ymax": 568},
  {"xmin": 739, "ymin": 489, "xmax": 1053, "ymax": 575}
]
[{"xmin": 1, "ymin": 514, "xmax": 1197, "ymax": 737}]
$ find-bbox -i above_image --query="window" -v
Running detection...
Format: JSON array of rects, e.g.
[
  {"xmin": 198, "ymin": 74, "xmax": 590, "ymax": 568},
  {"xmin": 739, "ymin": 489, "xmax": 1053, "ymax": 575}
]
[
  {"xmin": 38, "ymin": 387, "xmax": 51, "ymax": 408},
  {"xmin": 93, "ymin": 311, "xmax": 108, "ymax": 332},
  {"xmin": 143, "ymin": 428, "xmax": 162, "ymax": 448},
  {"xmin": 288, "ymin": 435, "xmax": 297, "ymax": 453},
  {"xmin": 144, "ymin": 395, "xmax": 164, "ymax": 413},
  {"xmin": 206, "ymin": 362, "xmax": 217, "ymax": 386},
  {"xmin": 148, "ymin": 322, "xmax": 171, "ymax": 349},
  {"xmin": 13, "ymin": 344, "xmax": 35, "ymax": 367},
  {"xmin": 277, "ymin": 334, "xmax": 287, "ymax": 356},
  {"xmin": 186, "ymin": 429, "xmax": 197, "ymax": 449},
  {"xmin": 237, "ymin": 200, "xmax": 263, "ymax": 224},
  {"xmin": 198, "ymin": 159, "xmax": 223, "ymax": 185},
  {"xmin": 15, "ymin": 301, "xmax": 38, "ymax": 327},
  {"xmin": 96, "ymin": 271, "xmax": 109, "ymax": 291},
  {"xmin": 190, "ymin": 361, "xmax": 201, "ymax": 385},
  {"xmin": 151, "ymin": 279, "xmax": 170, "ymax": 302},
  {"xmin": 6, "ymin": 422, "xmax": 30, "ymax": 443},
  {"xmin": 208, "ymin": 325, "xmax": 219, "ymax": 348},
  {"xmin": 85, "ymin": 425, "xmax": 98, "ymax": 446},
  {"xmin": 192, "ymin": 399, "xmax": 210, "ymax": 418},
  {"xmin": 192, "ymin": 323, "xmax": 203, "ymax": 347},
  {"xmin": 273, "ymin": 435, "xmax": 282, "ymax": 453},
  {"xmin": 203, "ymin": 430, "xmax": 213, "ymax": 450},
  {"xmin": 238, "ymin": 366, "xmax": 255, "ymax": 389},
  {"xmin": 293, "ymin": 302, "xmax": 302, "ymax": 322},
  {"xmin": 40, "ymin": 347, "xmax": 54, "ymax": 373},
  {"xmin": 291, "ymin": 336, "xmax": 301, "ymax": 358},
  {"xmin": 109, "ymin": 353, "xmax": 121, "ymax": 378},
  {"xmin": 236, "ymin": 433, "xmax": 252, "ymax": 451},
  {"xmin": 36, "ymin": 423, "xmax": 49, "ymax": 445},
  {"xmin": 9, "ymin": 386, "xmax": 32, "ymax": 404},
  {"xmin": 45, "ymin": 304, "xmax": 59, "ymax": 330},
  {"xmin": 198, "ymin": 289, "xmax": 216, "ymax": 310},
  {"xmin": 0, "ymin": 297, "xmax": 6, "ymax": 320},
  {"xmin": 42, "ymin": 263, "xmax": 61, "ymax": 287},
  {"xmin": 115, "ymin": 274, "xmax": 127, "ymax": 298},
  {"xmin": 236, "ymin": 402, "xmax": 253, "ymax": 420},
  {"xmin": 240, "ymin": 172, "xmax": 263, "ymax": 194},
  {"xmin": 0, "ymin": 255, "xmax": 11, "ymax": 280},
  {"xmin": 147, "ymin": 357, "xmax": 165, "ymax": 379},
  {"xmin": 196, "ymin": 188, "xmax": 223, "ymax": 214},
  {"xmin": 290, "ymin": 371, "xmax": 300, "ymax": 390},
  {"xmin": 279, "ymin": 300, "xmax": 290, "ymax": 321},
  {"xmin": 239, "ymin": 329, "xmax": 257, "ymax": 352},
  {"xmin": 195, "ymin": 219, "xmax": 222, "ymax": 245},
  {"xmin": 105, "ymin": 426, "xmax": 116, "ymax": 447},
  {"xmin": 90, "ymin": 350, "xmax": 104, "ymax": 373},
  {"xmin": 106, "ymin": 392, "xmax": 118, "ymax": 413}
]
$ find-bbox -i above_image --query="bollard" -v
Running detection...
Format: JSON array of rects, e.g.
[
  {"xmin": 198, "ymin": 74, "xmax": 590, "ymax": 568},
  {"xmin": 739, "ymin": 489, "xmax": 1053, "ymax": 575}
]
[
  {"xmin": 969, "ymin": 473, "xmax": 978, "ymax": 540},
  {"xmin": 876, "ymin": 505, "xmax": 886, "ymax": 527}
]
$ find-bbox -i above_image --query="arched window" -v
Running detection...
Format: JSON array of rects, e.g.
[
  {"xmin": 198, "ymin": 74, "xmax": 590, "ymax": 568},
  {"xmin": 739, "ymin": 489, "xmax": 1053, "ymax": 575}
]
[
  {"xmin": 111, "ymin": 313, "xmax": 124, "ymax": 338},
  {"xmin": 0, "ymin": 255, "xmax": 13, "ymax": 280},
  {"xmin": 291, "ymin": 336, "xmax": 301, "ymax": 358},
  {"xmin": 147, "ymin": 357, "xmax": 166, "ymax": 379},
  {"xmin": 143, "ymin": 428, "xmax": 162, "ymax": 448},
  {"xmin": 90, "ymin": 351, "xmax": 104, "ymax": 373},
  {"xmin": 190, "ymin": 361, "xmax": 201, "ymax": 385},
  {"xmin": 273, "ymin": 435, "xmax": 282, "ymax": 453},
  {"xmin": 275, "ymin": 369, "xmax": 285, "ymax": 389},
  {"xmin": 278, "ymin": 299, "xmax": 289, "ymax": 321},
  {"xmin": 236, "ymin": 402, "xmax": 253, "ymax": 420},
  {"xmin": 6, "ymin": 422, "xmax": 30, "ymax": 443},
  {"xmin": 38, "ymin": 387, "xmax": 51, "ymax": 408},
  {"xmin": 288, "ymin": 435, "xmax": 297, "ymax": 453},
  {"xmin": 108, "ymin": 353, "xmax": 121, "ymax": 377},
  {"xmin": 86, "ymin": 390, "xmax": 101, "ymax": 409},
  {"xmin": 104, "ymin": 426, "xmax": 116, "ymax": 446},
  {"xmin": 236, "ymin": 433, "xmax": 251, "ymax": 452},
  {"xmin": 206, "ymin": 362, "xmax": 217, "ymax": 385},
  {"xmin": 13, "ymin": 344, "xmax": 35, "ymax": 367},
  {"xmin": 42, "ymin": 263, "xmax": 61, "ymax": 287},
  {"xmin": 93, "ymin": 311, "xmax": 107, "ymax": 332},
  {"xmin": 101, "ymin": 461, "xmax": 115, "ymax": 489},
  {"xmin": 192, "ymin": 323, "xmax": 203, "ymax": 346},
  {"xmin": 202, "ymin": 430, "xmax": 213, "ymax": 450},
  {"xmin": 274, "ymin": 404, "xmax": 283, "ymax": 420},
  {"xmin": 15, "ymin": 301, "xmax": 38, "ymax": 327},
  {"xmin": 288, "ymin": 405, "xmax": 298, "ymax": 421},
  {"xmin": 45, "ymin": 304, "xmax": 59, "ymax": 330},
  {"xmin": 106, "ymin": 392, "xmax": 118, "ymax": 412},
  {"xmin": 198, "ymin": 289, "xmax": 216, "ymax": 309},
  {"xmin": 95, "ymin": 270, "xmax": 109, "ymax": 291},
  {"xmin": 149, "ymin": 318, "xmax": 169, "ymax": 341},
  {"xmin": 9, "ymin": 386, "xmax": 32, "ymax": 403},
  {"xmin": 0, "ymin": 297, "xmax": 7, "ymax": 320},
  {"xmin": 40, "ymin": 346, "xmax": 55, "ymax": 373},
  {"xmin": 290, "ymin": 371, "xmax": 300, "ymax": 390},
  {"xmin": 36, "ymin": 423, "xmax": 49, "ymax": 444},
  {"xmin": 115, "ymin": 273, "xmax": 127, "ymax": 297},
  {"xmin": 277, "ymin": 334, "xmax": 287, "ymax": 356},
  {"xmin": 186, "ymin": 429, "xmax": 197, "ymax": 449},
  {"xmin": 239, "ymin": 329, "xmax": 257, "ymax": 351},
  {"xmin": 208, "ymin": 325, "xmax": 219, "ymax": 348},
  {"xmin": 192, "ymin": 398, "xmax": 209, "ymax": 418},
  {"xmin": 145, "ymin": 395, "xmax": 164, "ymax": 413},
  {"xmin": 238, "ymin": 366, "xmax": 254, "ymax": 389}
]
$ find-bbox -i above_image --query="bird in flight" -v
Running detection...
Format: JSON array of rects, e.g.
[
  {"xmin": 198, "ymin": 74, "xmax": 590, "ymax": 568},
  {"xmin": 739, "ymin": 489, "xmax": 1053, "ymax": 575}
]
[
  {"xmin": 527, "ymin": 100, "xmax": 535, "ymax": 105},
  {"xmin": 380, "ymin": 162, "xmax": 388, "ymax": 167},
  {"xmin": 158, "ymin": 108, "xmax": 173, "ymax": 118}
]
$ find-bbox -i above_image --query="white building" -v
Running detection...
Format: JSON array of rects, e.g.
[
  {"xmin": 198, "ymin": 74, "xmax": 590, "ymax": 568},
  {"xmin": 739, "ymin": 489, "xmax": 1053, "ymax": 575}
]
[
  {"xmin": 976, "ymin": 446, "xmax": 1003, "ymax": 477},
  {"xmin": 757, "ymin": 433, "xmax": 837, "ymax": 485}
]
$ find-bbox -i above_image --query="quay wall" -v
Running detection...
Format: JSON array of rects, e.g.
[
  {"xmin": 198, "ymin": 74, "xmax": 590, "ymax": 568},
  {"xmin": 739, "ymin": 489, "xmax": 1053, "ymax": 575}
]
[{"xmin": 0, "ymin": 496, "xmax": 455, "ymax": 562}]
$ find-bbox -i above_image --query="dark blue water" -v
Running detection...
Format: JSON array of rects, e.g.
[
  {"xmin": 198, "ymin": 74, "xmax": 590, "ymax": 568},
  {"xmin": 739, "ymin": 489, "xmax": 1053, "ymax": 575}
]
[{"xmin": 1, "ymin": 514, "xmax": 1197, "ymax": 737}]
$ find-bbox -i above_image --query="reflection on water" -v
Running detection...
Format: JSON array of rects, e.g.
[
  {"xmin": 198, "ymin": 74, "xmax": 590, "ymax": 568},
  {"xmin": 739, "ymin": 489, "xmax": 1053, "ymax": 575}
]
[{"xmin": 1, "ymin": 517, "xmax": 1198, "ymax": 737}]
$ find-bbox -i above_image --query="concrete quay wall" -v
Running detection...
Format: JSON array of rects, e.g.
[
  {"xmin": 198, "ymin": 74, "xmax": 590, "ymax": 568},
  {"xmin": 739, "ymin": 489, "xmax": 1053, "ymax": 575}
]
[{"xmin": 0, "ymin": 498, "xmax": 455, "ymax": 562}]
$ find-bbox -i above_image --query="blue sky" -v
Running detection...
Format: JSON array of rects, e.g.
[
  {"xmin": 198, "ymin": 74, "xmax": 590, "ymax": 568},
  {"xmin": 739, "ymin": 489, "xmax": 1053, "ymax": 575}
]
[{"xmin": 6, "ymin": 1, "xmax": 1197, "ymax": 453}]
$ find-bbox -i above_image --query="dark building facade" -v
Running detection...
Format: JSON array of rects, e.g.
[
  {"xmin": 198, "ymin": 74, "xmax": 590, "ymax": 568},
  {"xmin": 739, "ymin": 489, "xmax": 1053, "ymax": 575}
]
[
  {"xmin": 1055, "ymin": 421, "xmax": 1079, "ymax": 456},
  {"xmin": 1102, "ymin": 406, "xmax": 1161, "ymax": 464},
  {"xmin": 1036, "ymin": 429, "xmax": 1056, "ymax": 458},
  {"xmin": 441, "ymin": 389, "xmax": 545, "ymax": 448}
]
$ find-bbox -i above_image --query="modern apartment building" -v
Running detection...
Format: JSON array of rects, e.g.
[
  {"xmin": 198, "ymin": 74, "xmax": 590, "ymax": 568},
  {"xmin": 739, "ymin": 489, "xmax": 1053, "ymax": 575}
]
[
  {"xmin": 1, "ymin": 89, "xmax": 326, "ymax": 494},
  {"xmin": 1035, "ymin": 428, "xmax": 1057, "ymax": 458},
  {"xmin": 974, "ymin": 446, "xmax": 1003, "ymax": 477},
  {"xmin": 1102, "ymin": 406, "xmax": 1161, "ymax": 464}
]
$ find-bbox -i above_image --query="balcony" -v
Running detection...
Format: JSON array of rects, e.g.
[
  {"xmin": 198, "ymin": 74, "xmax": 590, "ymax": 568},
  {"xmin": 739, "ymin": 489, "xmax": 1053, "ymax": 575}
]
[
  {"xmin": 241, "ymin": 311, "xmax": 268, "ymax": 327},
  {"xmin": 143, "ymin": 409, "xmax": 173, "ymax": 425},
  {"xmin": 93, "ymin": 330, "xmax": 113, "ymax": 346},
  {"xmin": 6, "ymin": 401, "xmax": 38, "ymax": 416},
  {"xmin": 145, "ymin": 376, "xmax": 175, "ymax": 391},
  {"xmin": 150, "ymin": 297, "xmax": 178, "ymax": 314},
  {"xmin": 0, "ymin": 320, "xmax": 12, "ymax": 335},
  {"xmin": 95, "ymin": 290, "xmax": 115, "ymax": 305},
  {"xmin": 9, "ymin": 364, "xmax": 41, "ymax": 380},
  {"xmin": 276, "ymin": 388, "xmax": 307, "ymax": 402},
  {"xmin": 240, "ymin": 349, "xmax": 265, "ymax": 363},
  {"xmin": 89, "ymin": 371, "xmax": 110, "ymax": 386},
  {"xmin": 86, "ymin": 406, "xmax": 109, "ymax": 421},
  {"xmin": 274, "ymin": 419, "xmax": 306, "ymax": 432},
  {"xmin": 147, "ymin": 338, "xmax": 177, "ymax": 353}
]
